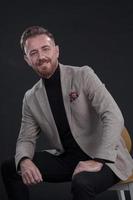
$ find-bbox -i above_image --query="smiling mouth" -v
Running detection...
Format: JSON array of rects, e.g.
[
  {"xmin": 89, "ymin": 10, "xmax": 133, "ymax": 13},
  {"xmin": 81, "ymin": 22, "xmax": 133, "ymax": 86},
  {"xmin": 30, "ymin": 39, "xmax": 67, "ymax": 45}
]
[{"xmin": 38, "ymin": 58, "xmax": 50, "ymax": 65}]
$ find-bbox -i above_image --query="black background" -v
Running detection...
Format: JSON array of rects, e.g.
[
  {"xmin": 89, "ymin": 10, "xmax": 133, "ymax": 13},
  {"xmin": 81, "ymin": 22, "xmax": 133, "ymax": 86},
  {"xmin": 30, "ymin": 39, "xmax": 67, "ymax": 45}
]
[{"xmin": 0, "ymin": 1, "xmax": 133, "ymax": 199}]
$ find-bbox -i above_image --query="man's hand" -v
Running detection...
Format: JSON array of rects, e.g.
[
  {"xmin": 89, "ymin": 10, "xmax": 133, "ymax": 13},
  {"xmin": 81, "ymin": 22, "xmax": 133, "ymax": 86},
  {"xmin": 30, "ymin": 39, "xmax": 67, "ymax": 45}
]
[
  {"xmin": 72, "ymin": 160, "xmax": 103, "ymax": 178},
  {"xmin": 20, "ymin": 158, "xmax": 43, "ymax": 185}
]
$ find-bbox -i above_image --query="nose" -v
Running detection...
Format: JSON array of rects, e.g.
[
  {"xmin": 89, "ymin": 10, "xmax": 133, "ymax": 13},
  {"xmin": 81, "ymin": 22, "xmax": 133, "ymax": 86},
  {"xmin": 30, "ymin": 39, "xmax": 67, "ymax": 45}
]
[{"xmin": 38, "ymin": 50, "xmax": 47, "ymax": 60}]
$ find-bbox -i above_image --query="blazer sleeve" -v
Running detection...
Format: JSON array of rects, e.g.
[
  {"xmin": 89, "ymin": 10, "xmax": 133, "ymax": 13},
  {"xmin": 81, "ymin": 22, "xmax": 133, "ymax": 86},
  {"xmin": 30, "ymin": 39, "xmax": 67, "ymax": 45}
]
[
  {"xmin": 15, "ymin": 92, "xmax": 40, "ymax": 170},
  {"xmin": 82, "ymin": 66, "xmax": 124, "ymax": 162}
]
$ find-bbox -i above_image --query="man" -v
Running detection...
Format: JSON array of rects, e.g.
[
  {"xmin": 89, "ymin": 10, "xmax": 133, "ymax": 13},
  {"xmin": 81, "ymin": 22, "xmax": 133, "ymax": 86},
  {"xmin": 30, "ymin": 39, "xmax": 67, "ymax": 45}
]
[{"xmin": 1, "ymin": 26, "xmax": 133, "ymax": 200}]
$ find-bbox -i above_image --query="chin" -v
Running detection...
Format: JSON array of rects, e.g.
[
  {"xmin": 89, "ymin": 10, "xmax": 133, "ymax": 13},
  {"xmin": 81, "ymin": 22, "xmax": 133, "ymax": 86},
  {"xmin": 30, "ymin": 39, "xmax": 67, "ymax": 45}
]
[{"xmin": 40, "ymin": 72, "xmax": 51, "ymax": 79}]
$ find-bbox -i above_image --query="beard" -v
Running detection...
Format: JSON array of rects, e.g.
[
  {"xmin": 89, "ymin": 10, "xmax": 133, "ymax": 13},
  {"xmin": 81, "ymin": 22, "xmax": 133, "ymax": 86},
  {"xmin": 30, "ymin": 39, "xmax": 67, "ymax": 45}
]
[{"xmin": 35, "ymin": 58, "xmax": 58, "ymax": 78}]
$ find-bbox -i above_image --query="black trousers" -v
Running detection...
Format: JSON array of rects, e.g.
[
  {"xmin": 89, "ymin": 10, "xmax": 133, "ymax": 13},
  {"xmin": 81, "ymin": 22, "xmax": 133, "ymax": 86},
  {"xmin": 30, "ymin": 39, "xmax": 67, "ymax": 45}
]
[{"xmin": 1, "ymin": 150, "xmax": 120, "ymax": 200}]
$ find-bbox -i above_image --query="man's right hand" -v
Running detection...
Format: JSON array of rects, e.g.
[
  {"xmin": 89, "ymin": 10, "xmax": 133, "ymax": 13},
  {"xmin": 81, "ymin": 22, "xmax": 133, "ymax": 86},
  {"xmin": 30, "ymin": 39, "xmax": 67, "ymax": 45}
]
[{"xmin": 20, "ymin": 158, "xmax": 43, "ymax": 185}]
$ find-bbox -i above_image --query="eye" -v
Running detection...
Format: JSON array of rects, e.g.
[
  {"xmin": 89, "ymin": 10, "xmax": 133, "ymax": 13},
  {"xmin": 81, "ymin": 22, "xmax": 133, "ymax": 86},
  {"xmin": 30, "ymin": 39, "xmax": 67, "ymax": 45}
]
[
  {"xmin": 30, "ymin": 51, "xmax": 38, "ymax": 57},
  {"xmin": 42, "ymin": 47, "xmax": 50, "ymax": 52}
]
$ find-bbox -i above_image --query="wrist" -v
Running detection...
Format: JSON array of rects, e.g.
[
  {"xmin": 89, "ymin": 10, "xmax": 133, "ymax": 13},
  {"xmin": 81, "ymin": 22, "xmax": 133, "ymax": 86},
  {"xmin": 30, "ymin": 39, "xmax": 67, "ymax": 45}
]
[{"xmin": 19, "ymin": 157, "xmax": 30, "ymax": 167}]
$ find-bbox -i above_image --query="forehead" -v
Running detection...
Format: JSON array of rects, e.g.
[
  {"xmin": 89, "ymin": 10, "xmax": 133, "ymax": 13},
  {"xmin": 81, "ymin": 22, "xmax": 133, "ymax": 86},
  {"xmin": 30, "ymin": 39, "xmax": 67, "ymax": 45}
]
[{"xmin": 24, "ymin": 34, "xmax": 54, "ymax": 52}]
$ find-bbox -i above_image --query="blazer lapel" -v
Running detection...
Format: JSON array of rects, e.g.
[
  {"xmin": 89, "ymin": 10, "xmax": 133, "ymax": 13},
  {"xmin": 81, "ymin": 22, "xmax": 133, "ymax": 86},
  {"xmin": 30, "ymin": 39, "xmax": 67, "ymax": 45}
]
[
  {"xmin": 35, "ymin": 79, "xmax": 58, "ymax": 130},
  {"xmin": 60, "ymin": 64, "xmax": 72, "ymax": 128}
]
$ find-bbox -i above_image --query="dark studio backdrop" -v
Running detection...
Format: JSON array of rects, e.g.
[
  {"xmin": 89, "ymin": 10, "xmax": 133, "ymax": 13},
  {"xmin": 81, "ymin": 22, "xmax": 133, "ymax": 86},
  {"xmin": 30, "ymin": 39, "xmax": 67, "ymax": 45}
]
[{"xmin": 0, "ymin": 1, "xmax": 133, "ymax": 200}]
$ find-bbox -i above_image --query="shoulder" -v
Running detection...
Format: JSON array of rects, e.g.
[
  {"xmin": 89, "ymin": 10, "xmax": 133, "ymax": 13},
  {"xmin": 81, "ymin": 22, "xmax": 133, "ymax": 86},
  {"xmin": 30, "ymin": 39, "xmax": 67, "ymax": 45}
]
[
  {"xmin": 59, "ymin": 63, "xmax": 94, "ymax": 74},
  {"xmin": 59, "ymin": 63, "xmax": 95, "ymax": 81}
]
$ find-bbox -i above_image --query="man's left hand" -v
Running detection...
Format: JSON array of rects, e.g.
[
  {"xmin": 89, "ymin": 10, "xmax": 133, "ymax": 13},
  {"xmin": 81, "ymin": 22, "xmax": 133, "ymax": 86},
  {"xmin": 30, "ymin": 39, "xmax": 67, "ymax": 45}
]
[{"xmin": 72, "ymin": 160, "xmax": 103, "ymax": 178}]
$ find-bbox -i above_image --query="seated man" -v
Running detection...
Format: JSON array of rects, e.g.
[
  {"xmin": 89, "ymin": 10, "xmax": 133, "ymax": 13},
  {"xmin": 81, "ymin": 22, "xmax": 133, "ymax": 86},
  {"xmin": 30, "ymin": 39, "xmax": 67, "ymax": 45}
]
[{"xmin": 1, "ymin": 26, "xmax": 133, "ymax": 200}]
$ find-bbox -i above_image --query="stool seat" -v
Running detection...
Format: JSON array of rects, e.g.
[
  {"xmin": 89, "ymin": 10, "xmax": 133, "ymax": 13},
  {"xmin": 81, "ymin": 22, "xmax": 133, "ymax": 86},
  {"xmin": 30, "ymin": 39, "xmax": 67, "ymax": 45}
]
[{"xmin": 119, "ymin": 174, "xmax": 133, "ymax": 184}]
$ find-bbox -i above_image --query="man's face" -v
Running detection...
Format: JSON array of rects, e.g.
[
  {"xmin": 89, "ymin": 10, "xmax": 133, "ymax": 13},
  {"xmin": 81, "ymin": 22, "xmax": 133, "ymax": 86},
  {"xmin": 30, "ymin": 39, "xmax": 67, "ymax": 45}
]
[{"xmin": 24, "ymin": 34, "xmax": 59, "ymax": 78}]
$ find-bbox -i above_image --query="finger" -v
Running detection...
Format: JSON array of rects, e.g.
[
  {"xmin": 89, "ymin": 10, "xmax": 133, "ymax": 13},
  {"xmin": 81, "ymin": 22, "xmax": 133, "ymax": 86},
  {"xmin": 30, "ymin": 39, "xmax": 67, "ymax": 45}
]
[
  {"xmin": 35, "ymin": 168, "xmax": 43, "ymax": 182},
  {"xmin": 72, "ymin": 166, "xmax": 83, "ymax": 177},
  {"xmin": 73, "ymin": 164, "xmax": 102, "ymax": 175},
  {"xmin": 22, "ymin": 171, "xmax": 32, "ymax": 185},
  {"xmin": 26, "ymin": 170, "xmax": 37, "ymax": 185},
  {"xmin": 79, "ymin": 161, "xmax": 103, "ymax": 172},
  {"xmin": 31, "ymin": 168, "xmax": 43, "ymax": 183},
  {"xmin": 21, "ymin": 174, "xmax": 27, "ymax": 185},
  {"xmin": 22, "ymin": 170, "xmax": 36, "ymax": 185},
  {"xmin": 78, "ymin": 165, "xmax": 100, "ymax": 172},
  {"xmin": 86, "ymin": 162, "xmax": 103, "ymax": 171}
]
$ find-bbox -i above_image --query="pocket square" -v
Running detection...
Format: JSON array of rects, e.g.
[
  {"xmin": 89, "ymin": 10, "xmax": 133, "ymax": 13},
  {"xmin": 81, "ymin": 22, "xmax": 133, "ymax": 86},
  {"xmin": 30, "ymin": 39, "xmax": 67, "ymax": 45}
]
[{"xmin": 69, "ymin": 91, "xmax": 79, "ymax": 102}]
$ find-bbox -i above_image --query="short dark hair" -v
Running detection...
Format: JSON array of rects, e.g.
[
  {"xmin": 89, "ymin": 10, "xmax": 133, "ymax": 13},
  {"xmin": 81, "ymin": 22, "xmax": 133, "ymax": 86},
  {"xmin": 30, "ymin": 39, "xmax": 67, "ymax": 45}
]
[{"xmin": 20, "ymin": 26, "xmax": 55, "ymax": 53}]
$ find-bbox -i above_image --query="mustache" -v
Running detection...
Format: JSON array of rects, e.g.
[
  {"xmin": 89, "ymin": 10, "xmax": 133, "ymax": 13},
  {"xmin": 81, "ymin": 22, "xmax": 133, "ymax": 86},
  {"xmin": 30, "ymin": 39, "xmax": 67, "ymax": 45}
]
[{"xmin": 37, "ymin": 58, "xmax": 51, "ymax": 66}]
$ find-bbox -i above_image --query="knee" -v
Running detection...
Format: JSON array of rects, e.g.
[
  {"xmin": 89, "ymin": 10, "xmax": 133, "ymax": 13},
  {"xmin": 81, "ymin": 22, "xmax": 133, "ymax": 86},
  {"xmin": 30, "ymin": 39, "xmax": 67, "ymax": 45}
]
[
  {"xmin": 71, "ymin": 171, "xmax": 94, "ymax": 192},
  {"xmin": 71, "ymin": 171, "xmax": 97, "ymax": 200}
]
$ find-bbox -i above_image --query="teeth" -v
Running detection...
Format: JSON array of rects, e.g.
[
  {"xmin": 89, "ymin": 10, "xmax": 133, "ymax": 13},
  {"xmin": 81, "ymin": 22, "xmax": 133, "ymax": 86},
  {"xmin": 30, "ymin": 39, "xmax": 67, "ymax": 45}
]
[{"xmin": 39, "ymin": 61, "xmax": 49, "ymax": 65}]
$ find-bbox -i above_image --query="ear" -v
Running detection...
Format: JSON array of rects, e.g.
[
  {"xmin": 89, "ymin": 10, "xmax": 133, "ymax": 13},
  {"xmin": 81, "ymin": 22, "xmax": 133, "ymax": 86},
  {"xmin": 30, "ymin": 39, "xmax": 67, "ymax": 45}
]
[
  {"xmin": 55, "ymin": 45, "xmax": 59, "ymax": 58},
  {"xmin": 24, "ymin": 54, "xmax": 32, "ymax": 66}
]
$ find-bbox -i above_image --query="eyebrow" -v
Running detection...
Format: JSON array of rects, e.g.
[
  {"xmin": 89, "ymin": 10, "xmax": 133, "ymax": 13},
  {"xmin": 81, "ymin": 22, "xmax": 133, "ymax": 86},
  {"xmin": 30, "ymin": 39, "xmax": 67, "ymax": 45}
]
[
  {"xmin": 29, "ymin": 45, "xmax": 50, "ymax": 53},
  {"xmin": 41, "ymin": 45, "xmax": 51, "ymax": 48}
]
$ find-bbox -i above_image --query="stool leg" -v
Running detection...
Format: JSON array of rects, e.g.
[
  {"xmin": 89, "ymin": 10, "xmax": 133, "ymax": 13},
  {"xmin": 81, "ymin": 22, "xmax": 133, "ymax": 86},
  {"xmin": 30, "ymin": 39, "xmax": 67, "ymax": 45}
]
[
  {"xmin": 129, "ymin": 183, "xmax": 133, "ymax": 200},
  {"xmin": 117, "ymin": 190, "xmax": 126, "ymax": 200}
]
